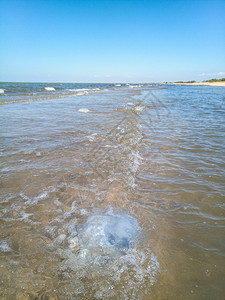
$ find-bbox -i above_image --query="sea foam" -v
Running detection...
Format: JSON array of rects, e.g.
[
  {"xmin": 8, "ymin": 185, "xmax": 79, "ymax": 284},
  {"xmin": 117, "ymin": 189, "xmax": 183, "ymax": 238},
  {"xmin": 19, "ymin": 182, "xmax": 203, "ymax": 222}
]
[
  {"xmin": 44, "ymin": 87, "xmax": 55, "ymax": 91},
  {"xmin": 78, "ymin": 108, "xmax": 90, "ymax": 113}
]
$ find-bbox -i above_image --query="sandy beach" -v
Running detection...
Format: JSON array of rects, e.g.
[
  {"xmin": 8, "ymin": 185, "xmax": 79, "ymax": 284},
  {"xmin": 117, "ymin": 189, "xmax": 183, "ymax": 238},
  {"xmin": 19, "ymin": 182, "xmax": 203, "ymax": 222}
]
[{"xmin": 168, "ymin": 81, "xmax": 225, "ymax": 87}]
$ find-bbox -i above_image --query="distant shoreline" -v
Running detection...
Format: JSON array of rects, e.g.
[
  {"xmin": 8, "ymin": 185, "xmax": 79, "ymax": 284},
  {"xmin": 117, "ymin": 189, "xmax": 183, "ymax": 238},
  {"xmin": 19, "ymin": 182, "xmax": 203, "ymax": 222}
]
[{"xmin": 166, "ymin": 82, "xmax": 225, "ymax": 87}]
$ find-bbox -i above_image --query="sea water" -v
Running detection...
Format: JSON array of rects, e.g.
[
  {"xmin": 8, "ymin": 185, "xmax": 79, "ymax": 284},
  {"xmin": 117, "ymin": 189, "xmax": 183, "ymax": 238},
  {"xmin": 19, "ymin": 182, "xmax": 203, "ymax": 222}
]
[{"xmin": 0, "ymin": 83, "xmax": 225, "ymax": 299}]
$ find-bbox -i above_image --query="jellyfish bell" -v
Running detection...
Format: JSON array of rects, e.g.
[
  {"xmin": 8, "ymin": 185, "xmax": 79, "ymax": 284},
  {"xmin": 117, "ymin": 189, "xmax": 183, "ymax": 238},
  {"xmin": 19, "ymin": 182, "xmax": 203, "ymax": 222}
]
[{"xmin": 77, "ymin": 212, "xmax": 140, "ymax": 256}]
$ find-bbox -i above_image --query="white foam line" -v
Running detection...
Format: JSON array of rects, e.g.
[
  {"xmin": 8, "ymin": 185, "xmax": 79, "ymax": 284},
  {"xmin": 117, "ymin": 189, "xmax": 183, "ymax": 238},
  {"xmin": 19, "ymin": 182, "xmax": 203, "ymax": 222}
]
[
  {"xmin": 44, "ymin": 87, "xmax": 55, "ymax": 91},
  {"xmin": 78, "ymin": 108, "xmax": 90, "ymax": 113}
]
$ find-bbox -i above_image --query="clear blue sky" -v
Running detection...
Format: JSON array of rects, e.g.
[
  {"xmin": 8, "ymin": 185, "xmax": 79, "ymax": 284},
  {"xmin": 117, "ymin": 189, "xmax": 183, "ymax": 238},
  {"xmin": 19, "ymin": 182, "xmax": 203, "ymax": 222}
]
[{"xmin": 1, "ymin": 0, "xmax": 225, "ymax": 83}]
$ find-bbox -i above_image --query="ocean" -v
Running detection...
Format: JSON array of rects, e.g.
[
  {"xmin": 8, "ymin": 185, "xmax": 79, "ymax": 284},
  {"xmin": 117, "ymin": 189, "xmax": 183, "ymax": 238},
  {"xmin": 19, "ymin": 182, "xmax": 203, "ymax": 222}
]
[{"xmin": 0, "ymin": 83, "xmax": 225, "ymax": 299}]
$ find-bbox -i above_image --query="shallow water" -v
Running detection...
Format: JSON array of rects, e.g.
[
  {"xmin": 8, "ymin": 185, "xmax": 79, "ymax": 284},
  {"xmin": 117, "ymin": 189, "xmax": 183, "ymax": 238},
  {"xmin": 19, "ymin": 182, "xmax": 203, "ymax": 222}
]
[{"xmin": 0, "ymin": 84, "xmax": 225, "ymax": 299}]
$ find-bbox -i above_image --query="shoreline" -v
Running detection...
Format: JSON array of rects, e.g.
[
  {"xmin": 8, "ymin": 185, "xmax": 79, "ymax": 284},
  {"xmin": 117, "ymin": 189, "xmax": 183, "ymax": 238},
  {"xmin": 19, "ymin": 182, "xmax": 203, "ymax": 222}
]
[{"xmin": 166, "ymin": 82, "xmax": 225, "ymax": 87}]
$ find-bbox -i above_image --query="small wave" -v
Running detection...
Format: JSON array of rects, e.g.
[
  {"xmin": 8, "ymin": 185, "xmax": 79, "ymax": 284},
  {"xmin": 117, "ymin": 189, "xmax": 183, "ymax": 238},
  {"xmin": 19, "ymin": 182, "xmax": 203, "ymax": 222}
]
[
  {"xmin": 86, "ymin": 133, "xmax": 97, "ymax": 141},
  {"xmin": 129, "ymin": 85, "xmax": 141, "ymax": 88},
  {"xmin": 66, "ymin": 88, "xmax": 89, "ymax": 92},
  {"xmin": 0, "ymin": 86, "xmax": 105, "ymax": 105},
  {"xmin": 0, "ymin": 89, "xmax": 5, "ymax": 94},
  {"xmin": 76, "ymin": 91, "xmax": 88, "ymax": 96},
  {"xmin": 44, "ymin": 87, "xmax": 55, "ymax": 91},
  {"xmin": 135, "ymin": 105, "xmax": 145, "ymax": 112}
]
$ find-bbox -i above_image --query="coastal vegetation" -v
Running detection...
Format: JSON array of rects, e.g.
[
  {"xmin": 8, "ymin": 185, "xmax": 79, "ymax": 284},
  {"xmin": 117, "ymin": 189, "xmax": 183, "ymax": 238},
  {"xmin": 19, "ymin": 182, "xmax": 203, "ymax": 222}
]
[
  {"xmin": 203, "ymin": 78, "xmax": 225, "ymax": 82},
  {"xmin": 175, "ymin": 80, "xmax": 196, "ymax": 83},
  {"xmin": 174, "ymin": 78, "xmax": 225, "ymax": 84}
]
